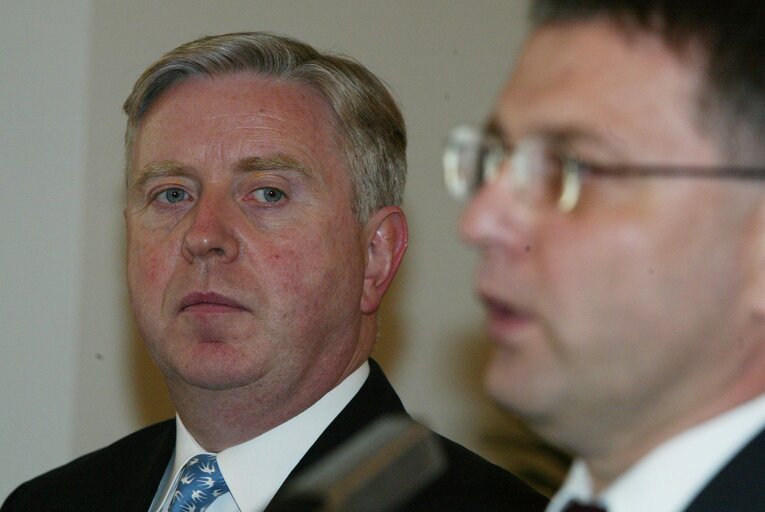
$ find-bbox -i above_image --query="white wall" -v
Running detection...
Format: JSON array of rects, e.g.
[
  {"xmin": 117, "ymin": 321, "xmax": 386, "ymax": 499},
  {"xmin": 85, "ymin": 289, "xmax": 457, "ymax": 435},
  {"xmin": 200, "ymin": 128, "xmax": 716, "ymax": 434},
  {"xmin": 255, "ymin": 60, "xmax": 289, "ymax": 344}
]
[
  {"xmin": 2, "ymin": 0, "xmax": 562, "ymax": 503},
  {"xmin": 1, "ymin": 0, "xmax": 91, "ymax": 500}
]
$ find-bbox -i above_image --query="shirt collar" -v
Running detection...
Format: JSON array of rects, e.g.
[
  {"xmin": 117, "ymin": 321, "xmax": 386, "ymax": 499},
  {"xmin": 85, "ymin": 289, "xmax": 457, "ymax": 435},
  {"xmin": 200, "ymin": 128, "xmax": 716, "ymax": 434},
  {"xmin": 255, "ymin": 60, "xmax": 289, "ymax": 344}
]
[
  {"xmin": 168, "ymin": 361, "xmax": 369, "ymax": 512},
  {"xmin": 548, "ymin": 392, "xmax": 765, "ymax": 512}
]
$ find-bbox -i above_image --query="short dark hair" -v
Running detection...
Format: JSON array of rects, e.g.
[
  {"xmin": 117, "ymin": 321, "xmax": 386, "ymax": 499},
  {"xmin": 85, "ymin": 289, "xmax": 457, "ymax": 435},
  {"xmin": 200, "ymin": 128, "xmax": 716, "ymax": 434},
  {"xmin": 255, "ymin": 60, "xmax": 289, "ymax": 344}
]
[{"xmin": 530, "ymin": 0, "xmax": 765, "ymax": 162}]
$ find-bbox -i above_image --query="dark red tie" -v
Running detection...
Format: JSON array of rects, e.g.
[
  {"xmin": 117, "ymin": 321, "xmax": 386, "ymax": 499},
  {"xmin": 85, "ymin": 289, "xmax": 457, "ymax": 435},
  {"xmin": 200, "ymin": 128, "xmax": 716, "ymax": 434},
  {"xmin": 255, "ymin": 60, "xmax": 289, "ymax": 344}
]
[{"xmin": 562, "ymin": 500, "xmax": 608, "ymax": 512}]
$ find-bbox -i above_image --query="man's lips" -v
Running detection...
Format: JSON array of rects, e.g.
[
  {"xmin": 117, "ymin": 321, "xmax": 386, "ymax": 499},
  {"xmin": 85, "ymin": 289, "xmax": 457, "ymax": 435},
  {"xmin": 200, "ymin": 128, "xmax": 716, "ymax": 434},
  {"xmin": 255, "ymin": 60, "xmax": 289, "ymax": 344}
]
[
  {"xmin": 179, "ymin": 292, "xmax": 248, "ymax": 313},
  {"xmin": 480, "ymin": 294, "xmax": 535, "ymax": 333}
]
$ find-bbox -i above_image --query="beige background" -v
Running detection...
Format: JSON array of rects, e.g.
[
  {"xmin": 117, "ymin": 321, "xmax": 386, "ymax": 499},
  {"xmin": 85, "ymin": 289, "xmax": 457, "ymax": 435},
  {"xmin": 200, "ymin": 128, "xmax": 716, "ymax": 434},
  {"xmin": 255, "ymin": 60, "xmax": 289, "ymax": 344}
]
[{"xmin": 1, "ymin": 0, "xmax": 568, "ymax": 502}]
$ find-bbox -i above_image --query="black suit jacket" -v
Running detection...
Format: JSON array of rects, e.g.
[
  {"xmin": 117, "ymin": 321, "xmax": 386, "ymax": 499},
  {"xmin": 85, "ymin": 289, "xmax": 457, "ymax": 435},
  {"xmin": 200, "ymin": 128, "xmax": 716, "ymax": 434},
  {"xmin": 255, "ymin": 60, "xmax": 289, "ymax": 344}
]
[
  {"xmin": 2, "ymin": 360, "xmax": 546, "ymax": 511},
  {"xmin": 682, "ymin": 425, "xmax": 765, "ymax": 512}
]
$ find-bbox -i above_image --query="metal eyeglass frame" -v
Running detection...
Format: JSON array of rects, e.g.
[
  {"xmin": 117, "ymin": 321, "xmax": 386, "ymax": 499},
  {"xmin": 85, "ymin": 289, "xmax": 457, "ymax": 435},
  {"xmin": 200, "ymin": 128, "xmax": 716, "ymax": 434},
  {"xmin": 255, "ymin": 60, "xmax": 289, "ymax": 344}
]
[{"xmin": 443, "ymin": 125, "xmax": 765, "ymax": 213}]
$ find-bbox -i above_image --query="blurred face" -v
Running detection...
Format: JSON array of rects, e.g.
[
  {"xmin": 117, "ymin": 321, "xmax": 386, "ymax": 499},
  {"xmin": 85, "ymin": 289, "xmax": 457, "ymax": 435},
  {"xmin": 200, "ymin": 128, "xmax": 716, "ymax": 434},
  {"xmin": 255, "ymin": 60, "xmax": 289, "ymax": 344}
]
[
  {"xmin": 126, "ymin": 73, "xmax": 370, "ymax": 398},
  {"xmin": 462, "ymin": 20, "xmax": 765, "ymax": 447}
]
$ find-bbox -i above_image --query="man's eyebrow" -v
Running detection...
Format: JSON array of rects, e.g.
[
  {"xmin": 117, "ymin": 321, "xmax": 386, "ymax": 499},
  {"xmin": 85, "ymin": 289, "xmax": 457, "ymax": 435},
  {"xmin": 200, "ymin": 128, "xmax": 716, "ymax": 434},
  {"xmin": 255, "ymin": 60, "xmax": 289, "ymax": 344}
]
[
  {"xmin": 485, "ymin": 116, "xmax": 586, "ymax": 144},
  {"xmin": 130, "ymin": 154, "xmax": 316, "ymax": 189},
  {"xmin": 235, "ymin": 154, "xmax": 312, "ymax": 177},
  {"xmin": 130, "ymin": 160, "xmax": 192, "ymax": 190},
  {"xmin": 485, "ymin": 117, "xmax": 618, "ymax": 152},
  {"xmin": 536, "ymin": 127, "xmax": 628, "ymax": 156}
]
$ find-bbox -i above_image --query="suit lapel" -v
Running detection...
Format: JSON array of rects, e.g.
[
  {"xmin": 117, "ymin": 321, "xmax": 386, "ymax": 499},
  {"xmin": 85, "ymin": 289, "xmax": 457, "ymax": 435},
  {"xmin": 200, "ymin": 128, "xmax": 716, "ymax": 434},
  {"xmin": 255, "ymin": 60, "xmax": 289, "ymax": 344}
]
[
  {"xmin": 266, "ymin": 359, "xmax": 406, "ymax": 508},
  {"xmin": 109, "ymin": 420, "xmax": 176, "ymax": 511},
  {"xmin": 683, "ymin": 426, "xmax": 765, "ymax": 512}
]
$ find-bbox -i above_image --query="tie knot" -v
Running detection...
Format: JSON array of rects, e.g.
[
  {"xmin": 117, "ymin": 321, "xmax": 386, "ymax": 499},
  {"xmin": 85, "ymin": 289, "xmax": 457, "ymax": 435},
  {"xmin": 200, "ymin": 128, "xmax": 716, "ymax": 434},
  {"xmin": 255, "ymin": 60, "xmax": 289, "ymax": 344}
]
[
  {"xmin": 169, "ymin": 454, "xmax": 230, "ymax": 512},
  {"xmin": 562, "ymin": 500, "xmax": 608, "ymax": 512}
]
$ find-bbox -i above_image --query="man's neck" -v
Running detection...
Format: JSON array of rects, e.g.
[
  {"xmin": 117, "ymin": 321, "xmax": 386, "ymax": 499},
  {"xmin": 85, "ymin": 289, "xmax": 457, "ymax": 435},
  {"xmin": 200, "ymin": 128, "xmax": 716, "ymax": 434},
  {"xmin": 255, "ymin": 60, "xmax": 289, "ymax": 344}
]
[
  {"xmin": 547, "ymin": 392, "xmax": 765, "ymax": 512},
  {"xmin": 168, "ymin": 357, "xmax": 368, "ymax": 452},
  {"xmin": 583, "ymin": 387, "xmax": 765, "ymax": 492}
]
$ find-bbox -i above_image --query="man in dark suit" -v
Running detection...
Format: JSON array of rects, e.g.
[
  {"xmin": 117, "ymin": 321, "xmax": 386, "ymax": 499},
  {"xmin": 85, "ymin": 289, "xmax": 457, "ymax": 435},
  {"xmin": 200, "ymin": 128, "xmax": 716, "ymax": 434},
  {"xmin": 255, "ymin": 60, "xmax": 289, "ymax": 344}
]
[
  {"xmin": 448, "ymin": 1, "xmax": 765, "ymax": 511},
  {"xmin": 2, "ymin": 32, "xmax": 545, "ymax": 511}
]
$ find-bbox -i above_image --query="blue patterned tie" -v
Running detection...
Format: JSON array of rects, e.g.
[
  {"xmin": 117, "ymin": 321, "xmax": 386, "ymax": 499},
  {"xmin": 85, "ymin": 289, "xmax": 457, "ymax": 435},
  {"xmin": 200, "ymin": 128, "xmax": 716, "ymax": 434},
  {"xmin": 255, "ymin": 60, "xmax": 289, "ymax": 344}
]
[{"xmin": 168, "ymin": 454, "xmax": 230, "ymax": 512}]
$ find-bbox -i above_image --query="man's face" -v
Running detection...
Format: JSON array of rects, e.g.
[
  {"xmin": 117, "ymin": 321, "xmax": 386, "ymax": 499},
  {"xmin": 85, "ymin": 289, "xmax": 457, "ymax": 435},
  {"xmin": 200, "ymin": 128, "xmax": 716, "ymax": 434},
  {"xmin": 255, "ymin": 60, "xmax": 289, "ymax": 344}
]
[
  {"xmin": 126, "ymin": 73, "xmax": 370, "ymax": 401},
  {"xmin": 462, "ymin": 20, "xmax": 765, "ymax": 447}
]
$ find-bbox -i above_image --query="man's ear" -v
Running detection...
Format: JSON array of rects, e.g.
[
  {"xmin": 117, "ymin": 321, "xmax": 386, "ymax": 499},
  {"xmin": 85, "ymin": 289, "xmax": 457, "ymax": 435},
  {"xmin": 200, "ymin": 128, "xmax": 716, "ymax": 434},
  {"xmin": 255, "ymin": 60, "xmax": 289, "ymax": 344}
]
[{"xmin": 360, "ymin": 206, "xmax": 408, "ymax": 314}]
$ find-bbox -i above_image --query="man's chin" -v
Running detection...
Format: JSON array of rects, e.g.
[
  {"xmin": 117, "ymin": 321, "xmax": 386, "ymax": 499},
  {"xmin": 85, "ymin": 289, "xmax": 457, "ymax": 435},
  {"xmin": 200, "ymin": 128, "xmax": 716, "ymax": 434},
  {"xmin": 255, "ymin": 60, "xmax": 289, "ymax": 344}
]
[
  {"xmin": 484, "ymin": 358, "xmax": 526, "ymax": 412},
  {"xmin": 485, "ymin": 352, "xmax": 555, "ymax": 417},
  {"xmin": 169, "ymin": 367, "xmax": 262, "ymax": 392},
  {"xmin": 162, "ymin": 353, "xmax": 268, "ymax": 393}
]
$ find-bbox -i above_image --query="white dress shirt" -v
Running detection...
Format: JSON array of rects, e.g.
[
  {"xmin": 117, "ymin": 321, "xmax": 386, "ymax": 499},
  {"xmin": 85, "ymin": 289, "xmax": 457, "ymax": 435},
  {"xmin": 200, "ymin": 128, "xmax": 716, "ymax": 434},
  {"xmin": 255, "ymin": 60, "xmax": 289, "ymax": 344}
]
[
  {"xmin": 546, "ymin": 392, "xmax": 765, "ymax": 512},
  {"xmin": 150, "ymin": 362, "xmax": 370, "ymax": 512}
]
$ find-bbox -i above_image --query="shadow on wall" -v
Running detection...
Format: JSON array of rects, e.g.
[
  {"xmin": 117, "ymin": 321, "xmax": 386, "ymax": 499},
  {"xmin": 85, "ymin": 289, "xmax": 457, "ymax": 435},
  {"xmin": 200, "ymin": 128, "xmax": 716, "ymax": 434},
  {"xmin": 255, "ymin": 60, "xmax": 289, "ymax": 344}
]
[
  {"xmin": 128, "ymin": 321, "xmax": 174, "ymax": 425},
  {"xmin": 371, "ymin": 281, "xmax": 405, "ymax": 372}
]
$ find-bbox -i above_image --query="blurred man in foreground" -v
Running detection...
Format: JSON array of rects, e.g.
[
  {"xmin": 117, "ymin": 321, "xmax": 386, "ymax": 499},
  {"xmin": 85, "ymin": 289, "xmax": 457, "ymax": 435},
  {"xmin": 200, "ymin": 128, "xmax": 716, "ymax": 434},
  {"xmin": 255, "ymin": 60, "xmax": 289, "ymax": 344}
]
[
  {"xmin": 447, "ymin": 1, "xmax": 765, "ymax": 510},
  {"xmin": 3, "ymin": 32, "xmax": 545, "ymax": 511}
]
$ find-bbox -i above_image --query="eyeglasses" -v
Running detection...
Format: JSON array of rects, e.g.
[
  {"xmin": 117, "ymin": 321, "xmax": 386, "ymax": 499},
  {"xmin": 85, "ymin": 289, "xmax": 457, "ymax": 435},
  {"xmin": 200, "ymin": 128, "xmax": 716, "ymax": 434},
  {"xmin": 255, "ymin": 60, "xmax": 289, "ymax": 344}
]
[{"xmin": 443, "ymin": 125, "xmax": 765, "ymax": 212}]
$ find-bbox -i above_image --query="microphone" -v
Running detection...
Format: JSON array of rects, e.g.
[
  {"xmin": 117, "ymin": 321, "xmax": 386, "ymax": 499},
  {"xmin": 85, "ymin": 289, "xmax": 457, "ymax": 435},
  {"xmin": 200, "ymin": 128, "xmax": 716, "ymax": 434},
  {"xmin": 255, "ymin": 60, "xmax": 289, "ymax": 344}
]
[{"xmin": 268, "ymin": 415, "xmax": 447, "ymax": 512}]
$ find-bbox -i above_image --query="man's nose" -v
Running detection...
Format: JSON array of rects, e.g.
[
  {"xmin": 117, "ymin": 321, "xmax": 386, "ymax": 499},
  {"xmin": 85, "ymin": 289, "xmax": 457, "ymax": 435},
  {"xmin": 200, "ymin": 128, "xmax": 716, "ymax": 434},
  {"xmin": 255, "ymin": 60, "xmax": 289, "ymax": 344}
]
[
  {"xmin": 459, "ymin": 178, "xmax": 536, "ymax": 254},
  {"xmin": 181, "ymin": 195, "xmax": 240, "ymax": 264}
]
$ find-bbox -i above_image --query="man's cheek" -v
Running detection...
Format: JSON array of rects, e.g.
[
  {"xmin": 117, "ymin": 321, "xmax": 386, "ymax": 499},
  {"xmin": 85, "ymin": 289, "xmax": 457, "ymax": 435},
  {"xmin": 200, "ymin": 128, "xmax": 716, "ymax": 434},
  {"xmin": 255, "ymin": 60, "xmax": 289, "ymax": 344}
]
[{"xmin": 134, "ymin": 235, "xmax": 175, "ymax": 276}]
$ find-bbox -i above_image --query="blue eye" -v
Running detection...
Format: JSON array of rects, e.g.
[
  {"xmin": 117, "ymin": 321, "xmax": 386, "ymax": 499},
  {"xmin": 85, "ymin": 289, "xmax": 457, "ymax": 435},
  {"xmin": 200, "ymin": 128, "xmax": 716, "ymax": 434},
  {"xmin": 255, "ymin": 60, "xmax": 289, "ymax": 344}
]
[
  {"xmin": 157, "ymin": 188, "xmax": 188, "ymax": 204},
  {"xmin": 253, "ymin": 187, "xmax": 285, "ymax": 203}
]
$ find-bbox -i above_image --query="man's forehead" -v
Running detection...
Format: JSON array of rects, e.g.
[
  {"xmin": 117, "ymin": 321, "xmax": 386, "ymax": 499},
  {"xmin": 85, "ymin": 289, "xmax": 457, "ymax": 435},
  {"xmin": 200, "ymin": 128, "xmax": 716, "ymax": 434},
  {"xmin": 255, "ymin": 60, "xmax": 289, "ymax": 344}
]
[
  {"xmin": 139, "ymin": 73, "xmax": 330, "ymax": 126},
  {"xmin": 493, "ymin": 18, "xmax": 704, "ymax": 148},
  {"xmin": 130, "ymin": 72, "xmax": 344, "ymax": 177}
]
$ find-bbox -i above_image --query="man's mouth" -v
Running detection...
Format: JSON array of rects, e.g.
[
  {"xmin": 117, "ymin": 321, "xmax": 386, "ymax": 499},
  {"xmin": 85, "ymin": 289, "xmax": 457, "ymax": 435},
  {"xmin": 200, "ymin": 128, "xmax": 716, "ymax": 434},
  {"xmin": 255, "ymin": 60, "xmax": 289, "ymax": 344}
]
[
  {"xmin": 180, "ymin": 292, "xmax": 248, "ymax": 313},
  {"xmin": 480, "ymin": 294, "xmax": 535, "ymax": 334}
]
